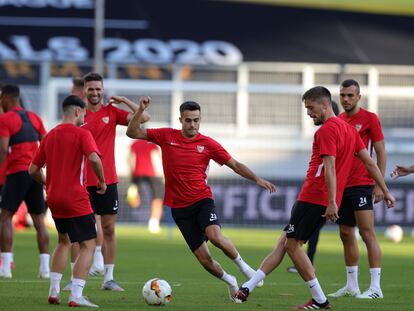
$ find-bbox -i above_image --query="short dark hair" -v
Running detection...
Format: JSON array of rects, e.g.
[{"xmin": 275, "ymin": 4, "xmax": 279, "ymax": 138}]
[
  {"xmin": 331, "ymin": 100, "xmax": 340, "ymax": 116},
  {"xmin": 180, "ymin": 101, "xmax": 200, "ymax": 114},
  {"xmin": 1, "ymin": 84, "xmax": 20, "ymax": 98},
  {"xmin": 72, "ymin": 77, "xmax": 85, "ymax": 88},
  {"xmin": 341, "ymin": 79, "xmax": 360, "ymax": 93},
  {"xmin": 62, "ymin": 95, "xmax": 86, "ymax": 111},
  {"xmin": 83, "ymin": 72, "xmax": 103, "ymax": 83},
  {"xmin": 302, "ymin": 86, "xmax": 332, "ymax": 103}
]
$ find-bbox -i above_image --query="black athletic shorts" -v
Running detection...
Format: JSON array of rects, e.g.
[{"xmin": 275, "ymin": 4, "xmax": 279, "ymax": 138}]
[
  {"xmin": 171, "ymin": 198, "xmax": 220, "ymax": 252},
  {"xmin": 87, "ymin": 183, "xmax": 119, "ymax": 215},
  {"xmin": 132, "ymin": 176, "xmax": 163, "ymax": 200},
  {"xmin": 284, "ymin": 201, "xmax": 326, "ymax": 243},
  {"xmin": 1, "ymin": 171, "xmax": 46, "ymax": 215},
  {"xmin": 53, "ymin": 213, "xmax": 97, "ymax": 243},
  {"xmin": 337, "ymin": 186, "xmax": 374, "ymax": 227}
]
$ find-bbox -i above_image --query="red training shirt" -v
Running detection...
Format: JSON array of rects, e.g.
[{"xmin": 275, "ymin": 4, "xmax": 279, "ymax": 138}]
[
  {"xmin": 32, "ymin": 123, "xmax": 100, "ymax": 218},
  {"xmin": 0, "ymin": 107, "xmax": 46, "ymax": 175},
  {"xmin": 298, "ymin": 117, "xmax": 365, "ymax": 207},
  {"xmin": 82, "ymin": 104, "xmax": 129, "ymax": 187},
  {"xmin": 147, "ymin": 128, "xmax": 231, "ymax": 208},
  {"xmin": 338, "ymin": 108, "xmax": 384, "ymax": 187},
  {"xmin": 130, "ymin": 140, "xmax": 160, "ymax": 177}
]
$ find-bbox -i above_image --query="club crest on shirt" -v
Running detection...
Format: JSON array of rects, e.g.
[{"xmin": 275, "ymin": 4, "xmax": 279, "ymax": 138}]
[
  {"xmin": 355, "ymin": 124, "xmax": 362, "ymax": 132},
  {"xmin": 102, "ymin": 116, "xmax": 109, "ymax": 124},
  {"xmin": 197, "ymin": 145, "xmax": 205, "ymax": 153}
]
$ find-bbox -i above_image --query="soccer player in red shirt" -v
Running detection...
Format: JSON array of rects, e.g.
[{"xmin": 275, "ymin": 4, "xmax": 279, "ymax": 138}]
[
  {"xmin": 128, "ymin": 140, "xmax": 164, "ymax": 233},
  {"xmin": 233, "ymin": 86, "xmax": 395, "ymax": 309},
  {"xmin": 126, "ymin": 98, "xmax": 276, "ymax": 303},
  {"xmin": 0, "ymin": 84, "xmax": 50, "ymax": 279},
  {"xmin": 328, "ymin": 79, "xmax": 388, "ymax": 299},
  {"xmin": 62, "ymin": 77, "xmax": 105, "ymax": 292},
  {"xmin": 29, "ymin": 95, "xmax": 106, "ymax": 307},
  {"xmin": 81, "ymin": 72, "xmax": 150, "ymax": 291}
]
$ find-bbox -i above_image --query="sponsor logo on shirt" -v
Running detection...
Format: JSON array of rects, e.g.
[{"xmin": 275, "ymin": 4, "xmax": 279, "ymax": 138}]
[
  {"xmin": 102, "ymin": 116, "xmax": 109, "ymax": 124},
  {"xmin": 358, "ymin": 197, "xmax": 367, "ymax": 207},
  {"xmin": 197, "ymin": 145, "xmax": 205, "ymax": 153},
  {"xmin": 286, "ymin": 224, "xmax": 295, "ymax": 234},
  {"xmin": 209, "ymin": 213, "xmax": 217, "ymax": 222},
  {"xmin": 355, "ymin": 124, "xmax": 362, "ymax": 132}
]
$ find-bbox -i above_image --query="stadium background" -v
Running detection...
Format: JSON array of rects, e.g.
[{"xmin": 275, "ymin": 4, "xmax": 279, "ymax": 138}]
[{"xmin": 1, "ymin": 0, "xmax": 414, "ymax": 227}]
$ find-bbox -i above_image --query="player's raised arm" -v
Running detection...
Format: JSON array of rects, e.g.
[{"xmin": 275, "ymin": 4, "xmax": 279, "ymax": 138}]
[
  {"xmin": 224, "ymin": 157, "xmax": 276, "ymax": 193},
  {"xmin": 126, "ymin": 96, "xmax": 151, "ymax": 140},
  {"xmin": 109, "ymin": 95, "xmax": 151, "ymax": 123}
]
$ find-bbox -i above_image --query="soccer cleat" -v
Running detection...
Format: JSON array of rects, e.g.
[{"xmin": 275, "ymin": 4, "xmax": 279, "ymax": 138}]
[
  {"xmin": 0, "ymin": 270, "xmax": 12, "ymax": 279},
  {"xmin": 48, "ymin": 295, "xmax": 60, "ymax": 305},
  {"xmin": 38, "ymin": 270, "xmax": 50, "ymax": 279},
  {"xmin": 234, "ymin": 287, "xmax": 250, "ymax": 302},
  {"xmin": 68, "ymin": 295, "xmax": 99, "ymax": 307},
  {"xmin": 48, "ymin": 288, "xmax": 60, "ymax": 304},
  {"xmin": 88, "ymin": 266, "xmax": 104, "ymax": 277},
  {"xmin": 287, "ymin": 266, "xmax": 298, "ymax": 273},
  {"xmin": 242, "ymin": 268, "xmax": 264, "ymax": 288},
  {"xmin": 355, "ymin": 288, "xmax": 383, "ymax": 299},
  {"xmin": 296, "ymin": 298, "xmax": 331, "ymax": 310},
  {"xmin": 227, "ymin": 275, "xmax": 242, "ymax": 303},
  {"xmin": 327, "ymin": 286, "xmax": 360, "ymax": 297},
  {"xmin": 63, "ymin": 280, "xmax": 73, "ymax": 291},
  {"xmin": 102, "ymin": 280, "xmax": 125, "ymax": 291}
]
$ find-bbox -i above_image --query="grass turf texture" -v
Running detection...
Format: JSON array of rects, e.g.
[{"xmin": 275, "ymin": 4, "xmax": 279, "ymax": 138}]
[{"xmin": 0, "ymin": 226, "xmax": 413, "ymax": 310}]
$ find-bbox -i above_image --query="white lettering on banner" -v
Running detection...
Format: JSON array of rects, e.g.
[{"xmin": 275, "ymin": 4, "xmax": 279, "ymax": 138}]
[
  {"xmin": 406, "ymin": 190, "xmax": 414, "ymax": 223},
  {"xmin": 212, "ymin": 184, "xmax": 413, "ymax": 225},
  {"xmin": 244, "ymin": 186, "xmax": 259, "ymax": 219},
  {"xmin": 0, "ymin": 41, "xmax": 17, "ymax": 59},
  {"xmin": 48, "ymin": 37, "xmax": 88, "ymax": 61},
  {"xmin": 259, "ymin": 187, "xmax": 295, "ymax": 221},
  {"xmin": 0, "ymin": 35, "xmax": 243, "ymax": 66},
  {"xmin": 213, "ymin": 184, "xmax": 297, "ymax": 222},
  {"xmin": 0, "ymin": 0, "xmax": 93, "ymax": 9},
  {"xmin": 222, "ymin": 186, "xmax": 245, "ymax": 219},
  {"xmin": 11, "ymin": 35, "xmax": 51, "ymax": 61}
]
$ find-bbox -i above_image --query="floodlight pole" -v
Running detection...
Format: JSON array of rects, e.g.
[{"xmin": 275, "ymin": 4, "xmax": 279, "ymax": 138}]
[{"xmin": 94, "ymin": 0, "xmax": 105, "ymax": 74}]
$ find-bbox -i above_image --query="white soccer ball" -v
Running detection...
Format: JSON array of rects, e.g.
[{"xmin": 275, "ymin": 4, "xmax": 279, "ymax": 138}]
[
  {"xmin": 142, "ymin": 278, "xmax": 172, "ymax": 306},
  {"xmin": 384, "ymin": 225, "xmax": 404, "ymax": 243}
]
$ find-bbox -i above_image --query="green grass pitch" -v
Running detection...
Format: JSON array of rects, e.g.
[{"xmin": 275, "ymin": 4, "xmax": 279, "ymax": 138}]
[{"xmin": 0, "ymin": 225, "xmax": 413, "ymax": 310}]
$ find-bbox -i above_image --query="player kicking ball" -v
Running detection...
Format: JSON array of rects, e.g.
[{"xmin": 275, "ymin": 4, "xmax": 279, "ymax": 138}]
[{"xmin": 126, "ymin": 97, "xmax": 276, "ymax": 302}]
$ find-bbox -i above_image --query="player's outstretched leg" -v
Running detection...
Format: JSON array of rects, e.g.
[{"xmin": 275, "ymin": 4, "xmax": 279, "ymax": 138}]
[
  {"xmin": 193, "ymin": 242, "xmax": 241, "ymax": 303},
  {"xmin": 205, "ymin": 225, "xmax": 264, "ymax": 287}
]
